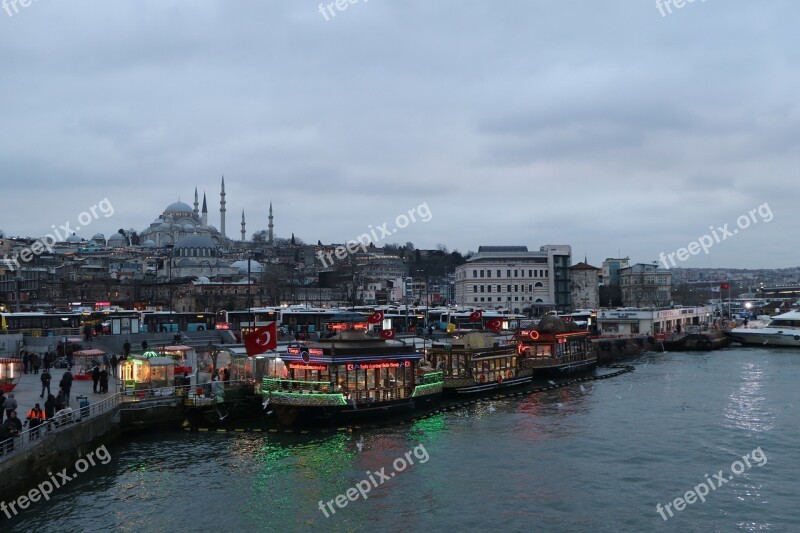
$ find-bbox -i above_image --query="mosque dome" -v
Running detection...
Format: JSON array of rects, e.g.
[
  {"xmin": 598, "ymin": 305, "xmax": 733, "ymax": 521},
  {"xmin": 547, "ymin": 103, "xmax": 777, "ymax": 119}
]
[
  {"xmin": 143, "ymin": 239, "xmax": 156, "ymax": 248},
  {"xmin": 91, "ymin": 233, "xmax": 106, "ymax": 243},
  {"xmin": 230, "ymin": 259, "xmax": 264, "ymax": 274},
  {"xmin": 194, "ymin": 276, "xmax": 211, "ymax": 284},
  {"xmin": 64, "ymin": 233, "xmax": 83, "ymax": 243},
  {"xmin": 163, "ymin": 201, "xmax": 193, "ymax": 216},
  {"xmin": 182, "ymin": 223, "xmax": 195, "ymax": 232},
  {"xmin": 107, "ymin": 233, "xmax": 127, "ymax": 248}
]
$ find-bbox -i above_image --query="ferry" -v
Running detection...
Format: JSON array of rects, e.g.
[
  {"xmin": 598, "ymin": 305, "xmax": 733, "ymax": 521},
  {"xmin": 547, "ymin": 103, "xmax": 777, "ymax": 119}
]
[
  {"xmin": 725, "ymin": 311, "xmax": 800, "ymax": 347},
  {"xmin": 260, "ymin": 318, "xmax": 443, "ymax": 426}
]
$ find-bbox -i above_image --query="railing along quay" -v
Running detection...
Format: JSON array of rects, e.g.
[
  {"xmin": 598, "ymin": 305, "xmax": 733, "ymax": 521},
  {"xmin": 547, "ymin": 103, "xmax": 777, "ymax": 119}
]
[{"xmin": 0, "ymin": 392, "xmax": 122, "ymax": 463}]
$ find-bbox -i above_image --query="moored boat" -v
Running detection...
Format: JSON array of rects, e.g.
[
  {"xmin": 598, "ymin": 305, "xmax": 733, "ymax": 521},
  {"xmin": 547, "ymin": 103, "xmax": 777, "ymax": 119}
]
[
  {"xmin": 260, "ymin": 320, "xmax": 443, "ymax": 426},
  {"xmin": 725, "ymin": 311, "xmax": 800, "ymax": 347},
  {"xmin": 427, "ymin": 332, "xmax": 529, "ymax": 395},
  {"xmin": 515, "ymin": 316, "xmax": 597, "ymax": 378}
]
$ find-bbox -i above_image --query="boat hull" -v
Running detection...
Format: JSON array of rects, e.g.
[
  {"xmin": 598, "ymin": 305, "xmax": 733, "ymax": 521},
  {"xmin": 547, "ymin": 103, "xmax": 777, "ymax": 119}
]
[
  {"xmin": 268, "ymin": 391, "xmax": 443, "ymax": 426},
  {"xmin": 725, "ymin": 330, "xmax": 800, "ymax": 347}
]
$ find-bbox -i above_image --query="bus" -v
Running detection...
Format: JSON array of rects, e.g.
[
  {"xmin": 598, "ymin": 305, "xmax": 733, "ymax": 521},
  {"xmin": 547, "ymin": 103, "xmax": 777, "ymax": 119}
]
[
  {"xmin": 429, "ymin": 310, "xmax": 525, "ymax": 332},
  {"xmin": 140, "ymin": 312, "xmax": 216, "ymax": 333},
  {"xmin": 279, "ymin": 307, "xmax": 365, "ymax": 334},
  {"xmin": 216, "ymin": 308, "xmax": 281, "ymax": 338},
  {"xmin": 0, "ymin": 312, "xmax": 83, "ymax": 336}
]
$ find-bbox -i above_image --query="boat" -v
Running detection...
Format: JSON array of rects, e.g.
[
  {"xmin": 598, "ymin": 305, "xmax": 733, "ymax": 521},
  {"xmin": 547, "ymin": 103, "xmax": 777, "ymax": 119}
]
[
  {"xmin": 655, "ymin": 327, "xmax": 730, "ymax": 351},
  {"xmin": 426, "ymin": 315, "xmax": 596, "ymax": 395},
  {"xmin": 427, "ymin": 332, "xmax": 530, "ymax": 395},
  {"xmin": 515, "ymin": 316, "xmax": 597, "ymax": 378},
  {"xmin": 590, "ymin": 335, "xmax": 648, "ymax": 363},
  {"xmin": 260, "ymin": 319, "xmax": 443, "ymax": 426},
  {"xmin": 725, "ymin": 311, "xmax": 800, "ymax": 347}
]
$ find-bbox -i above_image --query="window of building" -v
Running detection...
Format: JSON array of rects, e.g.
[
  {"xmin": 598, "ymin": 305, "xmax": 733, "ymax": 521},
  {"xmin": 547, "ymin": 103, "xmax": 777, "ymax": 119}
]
[
  {"xmin": 514, "ymin": 297, "xmax": 519, "ymax": 301},
  {"xmin": 473, "ymin": 270, "xmax": 477, "ymax": 278},
  {"xmin": 480, "ymin": 270, "xmax": 484, "ymax": 278},
  {"xmin": 529, "ymin": 270, "xmax": 532, "ymax": 277},
  {"xmin": 507, "ymin": 284, "xmax": 511, "ymax": 292},
  {"xmin": 497, "ymin": 285, "xmax": 501, "ymax": 293},
  {"xmin": 507, "ymin": 269, "xmax": 511, "ymax": 277},
  {"xmin": 488, "ymin": 297, "xmax": 492, "ymax": 302},
  {"xmin": 514, "ymin": 270, "xmax": 518, "ymax": 277},
  {"xmin": 487, "ymin": 270, "xmax": 492, "ymax": 278},
  {"xmin": 480, "ymin": 297, "xmax": 485, "ymax": 302},
  {"xmin": 480, "ymin": 285, "xmax": 484, "ymax": 293},
  {"xmin": 535, "ymin": 281, "xmax": 543, "ymax": 288},
  {"xmin": 487, "ymin": 285, "xmax": 491, "ymax": 293},
  {"xmin": 473, "ymin": 285, "xmax": 477, "ymax": 293},
  {"xmin": 514, "ymin": 285, "xmax": 518, "ymax": 292},
  {"xmin": 497, "ymin": 270, "xmax": 501, "ymax": 277}
]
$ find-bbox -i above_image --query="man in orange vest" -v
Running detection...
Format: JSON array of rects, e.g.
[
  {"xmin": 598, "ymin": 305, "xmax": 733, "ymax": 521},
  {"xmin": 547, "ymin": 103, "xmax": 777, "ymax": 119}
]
[{"xmin": 26, "ymin": 403, "xmax": 46, "ymax": 438}]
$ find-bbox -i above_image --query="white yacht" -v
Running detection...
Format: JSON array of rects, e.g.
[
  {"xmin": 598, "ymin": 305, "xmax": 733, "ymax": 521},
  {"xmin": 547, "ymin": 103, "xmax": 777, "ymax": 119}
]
[{"xmin": 725, "ymin": 311, "xmax": 800, "ymax": 347}]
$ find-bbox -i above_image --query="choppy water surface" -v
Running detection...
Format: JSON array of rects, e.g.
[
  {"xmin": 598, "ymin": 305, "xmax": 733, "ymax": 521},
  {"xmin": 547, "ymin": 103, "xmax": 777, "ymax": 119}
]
[{"xmin": 5, "ymin": 347, "xmax": 800, "ymax": 532}]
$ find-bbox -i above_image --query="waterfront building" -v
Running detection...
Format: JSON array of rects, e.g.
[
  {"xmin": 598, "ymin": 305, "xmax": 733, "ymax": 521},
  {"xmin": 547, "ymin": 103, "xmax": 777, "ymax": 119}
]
[
  {"xmin": 453, "ymin": 245, "xmax": 572, "ymax": 313},
  {"xmin": 569, "ymin": 261, "xmax": 601, "ymax": 310},
  {"xmin": 619, "ymin": 263, "xmax": 672, "ymax": 308},
  {"xmin": 597, "ymin": 306, "xmax": 712, "ymax": 336}
]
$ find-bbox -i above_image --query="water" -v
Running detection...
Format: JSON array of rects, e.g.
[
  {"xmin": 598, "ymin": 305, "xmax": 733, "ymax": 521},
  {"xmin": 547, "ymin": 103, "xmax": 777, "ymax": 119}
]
[{"xmin": 5, "ymin": 347, "xmax": 799, "ymax": 532}]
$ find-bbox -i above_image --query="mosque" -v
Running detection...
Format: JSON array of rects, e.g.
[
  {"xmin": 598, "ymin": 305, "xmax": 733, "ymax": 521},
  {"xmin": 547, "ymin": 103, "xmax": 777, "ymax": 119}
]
[{"xmin": 136, "ymin": 177, "xmax": 274, "ymax": 280}]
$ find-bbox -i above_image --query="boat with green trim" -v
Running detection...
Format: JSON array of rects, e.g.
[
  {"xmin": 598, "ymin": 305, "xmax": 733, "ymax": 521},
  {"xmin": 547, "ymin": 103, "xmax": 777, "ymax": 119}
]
[{"xmin": 260, "ymin": 322, "xmax": 443, "ymax": 426}]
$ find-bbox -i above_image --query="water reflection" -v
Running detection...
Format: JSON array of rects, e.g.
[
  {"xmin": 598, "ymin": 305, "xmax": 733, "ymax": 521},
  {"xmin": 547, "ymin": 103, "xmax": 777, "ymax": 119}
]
[{"xmin": 723, "ymin": 361, "xmax": 774, "ymax": 432}]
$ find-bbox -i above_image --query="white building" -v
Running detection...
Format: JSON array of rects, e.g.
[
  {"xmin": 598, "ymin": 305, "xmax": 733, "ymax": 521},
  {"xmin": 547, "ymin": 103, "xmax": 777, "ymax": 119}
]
[
  {"xmin": 454, "ymin": 245, "xmax": 572, "ymax": 313},
  {"xmin": 597, "ymin": 306, "xmax": 712, "ymax": 336}
]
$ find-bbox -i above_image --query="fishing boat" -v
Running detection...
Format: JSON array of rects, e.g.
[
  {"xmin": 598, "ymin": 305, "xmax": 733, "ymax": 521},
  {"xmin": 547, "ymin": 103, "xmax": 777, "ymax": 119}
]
[
  {"xmin": 260, "ymin": 318, "xmax": 443, "ymax": 426},
  {"xmin": 725, "ymin": 311, "xmax": 800, "ymax": 347}
]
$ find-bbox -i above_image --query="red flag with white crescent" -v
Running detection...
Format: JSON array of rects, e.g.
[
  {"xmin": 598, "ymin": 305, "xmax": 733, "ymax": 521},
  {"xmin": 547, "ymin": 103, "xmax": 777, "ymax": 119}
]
[
  {"xmin": 368, "ymin": 310, "xmax": 384, "ymax": 324},
  {"xmin": 469, "ymin": 310, "xmax": 482, "ymax": 322},
  {"xmin": 380, "ymin": 329, "xmax": 395, "ymax": 339},
  {"xmin": 486, "ymin": 318, "xmax": 502, "ymax": 332},
  {"xmin": 244, "ymin": 322, "xmax": 277, "ymax": 356}
]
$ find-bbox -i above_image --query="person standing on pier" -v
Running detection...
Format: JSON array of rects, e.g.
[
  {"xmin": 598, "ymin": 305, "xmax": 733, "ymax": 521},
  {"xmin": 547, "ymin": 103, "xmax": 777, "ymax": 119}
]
[
  {"xmin": 3, "ymin": 393, "xmax": 18, "ymax": 422},
  {"xmin": 92, "ymin": 365, "xmax": 101, "ymax": 394},
  {"xmin": 26, "ymin": 404, "xmax": 45, "ymax": 438},
  {"xmin": 123, "ymin": 339, "xmax": 131, "ymax": 359},
  {"xmin": 99, "ymin": 366, "xmax": 109, "ymax": 394},
  {"xmin": 44, "ymin": 394, "xmax": 56, "ymax": 420},
  {"xmin": 32, "ymin": 353, "xmax": 41, "ymax": 375},
  {"xmin": 60, "ymin": 369, "xmax": 74, "ymax": 405},
  {"xmin": 110, "ymin": 354, "xmax": 119, "ymax": 377},
  {"xmin": 22, "ymin": 352, "xmax": 29, "ymax": 374},
  {"xmin": 40, "ymin": 369, "xmax": 52, "ymax": 398}
]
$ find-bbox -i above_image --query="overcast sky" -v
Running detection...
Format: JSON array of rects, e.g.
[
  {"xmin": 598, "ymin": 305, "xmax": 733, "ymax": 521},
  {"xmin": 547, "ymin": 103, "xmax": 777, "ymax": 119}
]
[{"xmin": 1, "ymin": 1, "xmax": 797, "ymax": 269}]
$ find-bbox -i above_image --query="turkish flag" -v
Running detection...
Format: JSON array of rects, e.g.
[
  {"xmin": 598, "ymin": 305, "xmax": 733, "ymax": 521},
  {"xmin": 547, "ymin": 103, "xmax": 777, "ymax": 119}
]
[
  {"xmin": 380, "ymin": 329, "xmax": 395, "ymax": 339},
  {"xmin": 244, "ymin": 322, "xmax": 277, "ymax": 356},
  {"xmin": 469, "ymin": 310, "xmax": 482, "ymax": 322},
  {"xmin": 368, "ymin": 310, "xmax": 384, "ymax": 324},
  {"xmin": 486, "ymin": 318, "xmax": 502, "ymax": 332},
  {"xmin": 720, "ymin": 282, "xmax": 730, "ymax": 290}
]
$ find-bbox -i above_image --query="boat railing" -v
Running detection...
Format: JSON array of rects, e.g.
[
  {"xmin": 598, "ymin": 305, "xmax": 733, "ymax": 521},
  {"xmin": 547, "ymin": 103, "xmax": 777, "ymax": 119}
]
[
  {"xmin": 262, "ymin": 378, "xmax": 333, "ymax": 394},
  {"xmin": 524, "ymin": 352, "xmax": 595, "ymax": 367},
  {"xmin": 420, "ymin": 371, "xmax": 443, "ymax": 385},
  {"xmin": 0, "ymin": 392, "xmax": 122, "ymax": 464}
]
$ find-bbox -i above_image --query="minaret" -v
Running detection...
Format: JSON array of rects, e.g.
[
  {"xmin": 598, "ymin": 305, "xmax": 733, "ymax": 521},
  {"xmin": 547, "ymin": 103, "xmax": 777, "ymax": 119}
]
[
  {"xmin": 220, "ymin": 175, "xmax": 226, "ymax": 238},
  {"xmin": 201, "ymin": 193, "xmax": 208, "ymax": 227},
  {"xmin": 241, "ymin": 210, "xmax": 246, "ymax": 242},
  {"xmin": 193, "ymin": 187, "xmax": 199, "ymax": 218},
  {"xmin": 268, "ymin": 201, "xmax": 274, "ymax": 246}
]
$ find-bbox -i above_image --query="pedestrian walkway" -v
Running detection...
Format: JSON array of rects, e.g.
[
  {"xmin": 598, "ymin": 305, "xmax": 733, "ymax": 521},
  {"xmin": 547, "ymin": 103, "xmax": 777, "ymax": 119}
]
[{"xmin": 5, "ymin": 366, "xmax": 120, "ymax": 423}]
